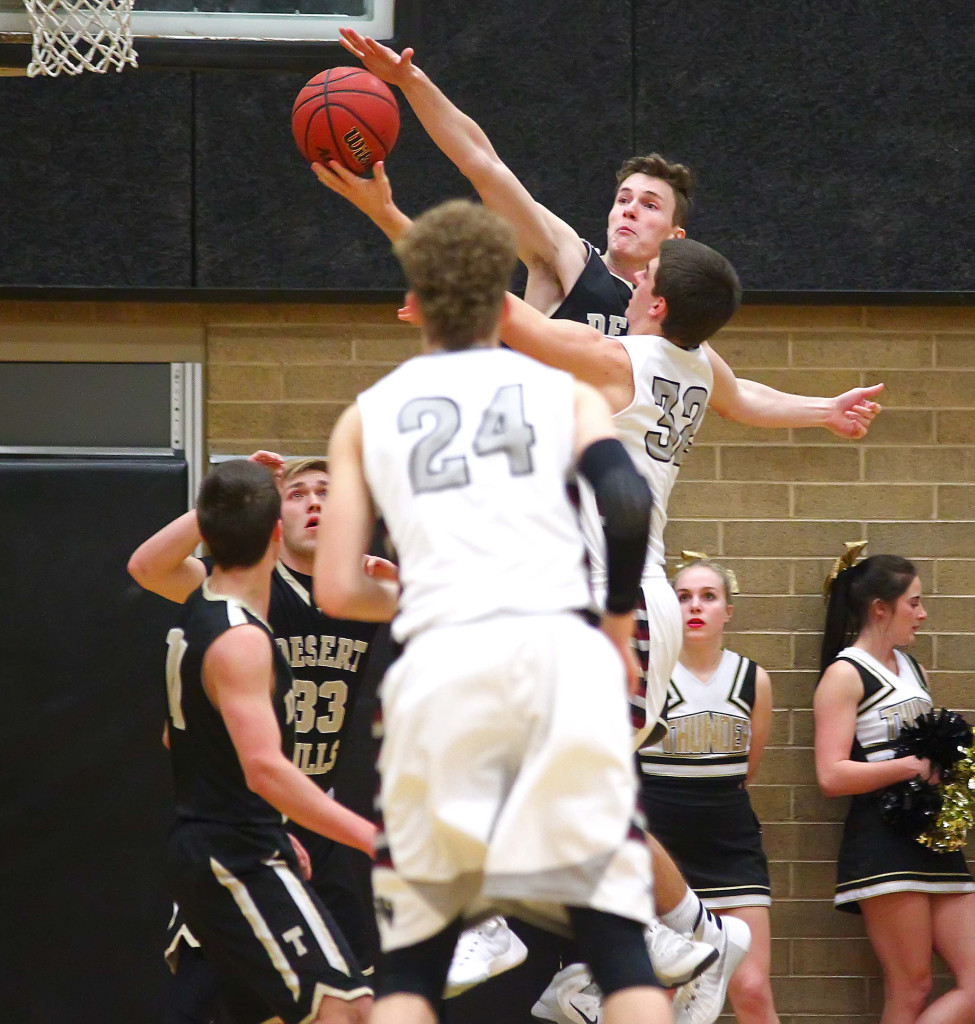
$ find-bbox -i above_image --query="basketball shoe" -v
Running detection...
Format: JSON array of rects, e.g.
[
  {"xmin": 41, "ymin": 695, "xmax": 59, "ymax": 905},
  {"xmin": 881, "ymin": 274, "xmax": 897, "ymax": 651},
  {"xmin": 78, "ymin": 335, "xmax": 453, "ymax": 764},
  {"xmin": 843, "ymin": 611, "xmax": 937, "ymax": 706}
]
[
  {"xmin": 444, "ymin": 915, "xmax": 528, "ymax": 998},
  {"xmin": 645, "ymin": 918, "xmax": 718, "ymax": 987},
  {"xmin": 531, "ymin": 963, "xmax": 602, "ymax": 1024},
  {"xmin": 673, "ymin": 915, "xmax": 751, "ymax": 1024}
]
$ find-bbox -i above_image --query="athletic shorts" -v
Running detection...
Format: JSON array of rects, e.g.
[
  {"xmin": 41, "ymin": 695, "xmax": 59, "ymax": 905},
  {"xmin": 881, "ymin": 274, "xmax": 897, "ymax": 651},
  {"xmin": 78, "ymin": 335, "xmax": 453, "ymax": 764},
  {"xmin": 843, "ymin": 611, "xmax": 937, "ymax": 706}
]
[
  {"xmin": 288, "ymin": 824, "xmax": 380, "ymax": 976},
  {"xmin": 373, "ymin": 612, "xmax": 653, "ymax": 951},
  {"xmin": 588, "ymin": 569, "xmax": 681, "ymax": 751},
  {"xmin": 631, "ymin": 574, "xmax": 682, "ymax": 750},
  {"xmin": 168, "ymin": 821, "xmax": 371, "ymax": 1024}
]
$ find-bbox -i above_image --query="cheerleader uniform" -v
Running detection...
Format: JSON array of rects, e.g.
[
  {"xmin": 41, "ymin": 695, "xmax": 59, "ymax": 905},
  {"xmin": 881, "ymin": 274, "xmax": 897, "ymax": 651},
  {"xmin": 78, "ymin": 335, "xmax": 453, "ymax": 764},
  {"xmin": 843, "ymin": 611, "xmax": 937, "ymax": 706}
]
[
  {"xmin": 639, "ymin": 650, "xmax": 771, "ymax": 909},
  {"xmin": 826, "ymin": 647, "xmax": 975, "ymax": 913}
]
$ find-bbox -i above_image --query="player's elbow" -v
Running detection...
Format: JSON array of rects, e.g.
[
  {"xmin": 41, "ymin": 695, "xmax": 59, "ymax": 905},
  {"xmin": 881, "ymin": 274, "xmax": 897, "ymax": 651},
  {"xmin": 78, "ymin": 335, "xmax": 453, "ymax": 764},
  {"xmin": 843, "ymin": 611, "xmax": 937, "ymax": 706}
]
[
  {"xmin": 460, "ymin": 147, "xmax": 508, "ymax": 188},
  {"xmin": 313, "ymin": 576, "xmax": 355, "ymax": 619},
  {"xmin": 240, "ymin": 753, "xmax": 284, "ymax": 802},
  {"xmin": 127, "ymin": 551, "xmax": 152, "ymax": 588}
]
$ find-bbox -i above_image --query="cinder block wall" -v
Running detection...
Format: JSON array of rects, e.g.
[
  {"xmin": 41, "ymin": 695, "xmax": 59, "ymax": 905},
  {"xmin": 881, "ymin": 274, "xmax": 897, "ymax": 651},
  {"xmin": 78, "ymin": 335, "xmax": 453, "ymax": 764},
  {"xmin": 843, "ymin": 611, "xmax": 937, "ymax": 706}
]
[
  {"xmin": 3, "ymin": 299, "xmax": 974, "ymax": 1021},
  {"xmin": 664, "ymin": 305, "xmax": 975, "ymax": 1024},
  {"xmin": 205, "ymin": 300, "xmax": 975, "ymax": 1023}
]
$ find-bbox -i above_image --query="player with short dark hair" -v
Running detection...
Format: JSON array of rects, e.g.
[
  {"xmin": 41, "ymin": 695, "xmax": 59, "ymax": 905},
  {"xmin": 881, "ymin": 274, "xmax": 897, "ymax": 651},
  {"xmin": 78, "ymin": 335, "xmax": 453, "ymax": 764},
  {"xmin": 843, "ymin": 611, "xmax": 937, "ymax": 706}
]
[
  {"xmin": 314, "ymin": 198, "xmax": 667, "ymax": 1024},
  {"xmin": 147, "ymin": 458, "xmax": 380, "ymax": 1024},
  {"xmin": 131, "ymin": 457, "xmax": 394, "ymax": 1024}
]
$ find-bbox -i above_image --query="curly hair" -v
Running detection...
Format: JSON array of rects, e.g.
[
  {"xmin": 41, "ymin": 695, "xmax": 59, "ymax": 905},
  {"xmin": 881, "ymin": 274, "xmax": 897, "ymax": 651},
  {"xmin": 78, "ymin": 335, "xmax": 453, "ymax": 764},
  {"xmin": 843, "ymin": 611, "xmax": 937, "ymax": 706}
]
[{"xmin": 394, "ymin": 199, "xmax": 517, "ymax": 351}]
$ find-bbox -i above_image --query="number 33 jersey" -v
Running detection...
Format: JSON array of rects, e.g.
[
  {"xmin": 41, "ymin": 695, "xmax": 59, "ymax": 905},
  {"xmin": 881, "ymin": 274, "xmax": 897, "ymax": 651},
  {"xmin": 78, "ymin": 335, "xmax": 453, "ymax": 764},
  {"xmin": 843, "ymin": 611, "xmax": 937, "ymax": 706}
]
[
  {"xmin": 582, "ymin": 335, "xmax": 713, "ymax": 581},
  {"xmin": 358, "ymin": 348, "xmax": 592, "ymax": 643}
]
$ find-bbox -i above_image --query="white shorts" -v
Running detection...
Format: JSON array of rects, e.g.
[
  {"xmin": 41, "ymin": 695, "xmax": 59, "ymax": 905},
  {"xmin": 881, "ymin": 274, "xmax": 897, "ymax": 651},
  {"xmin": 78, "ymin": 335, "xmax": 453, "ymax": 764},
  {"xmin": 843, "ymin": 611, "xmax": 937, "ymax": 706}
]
[
  {"xmin": 630, "ymin": 575, "xmax": 682, "ymax": 750},
  {"xmin": 373, "ymin": 613, "xmax": 653, "ymax": 951}
]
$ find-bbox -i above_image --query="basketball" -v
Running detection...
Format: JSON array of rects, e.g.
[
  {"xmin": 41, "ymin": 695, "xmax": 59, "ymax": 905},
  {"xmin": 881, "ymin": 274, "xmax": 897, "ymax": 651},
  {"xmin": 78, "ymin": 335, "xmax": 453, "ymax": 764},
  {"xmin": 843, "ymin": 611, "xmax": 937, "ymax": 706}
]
[{"xmin": 291, "ymin": 67, "xmax": 400, "ymax": 174}]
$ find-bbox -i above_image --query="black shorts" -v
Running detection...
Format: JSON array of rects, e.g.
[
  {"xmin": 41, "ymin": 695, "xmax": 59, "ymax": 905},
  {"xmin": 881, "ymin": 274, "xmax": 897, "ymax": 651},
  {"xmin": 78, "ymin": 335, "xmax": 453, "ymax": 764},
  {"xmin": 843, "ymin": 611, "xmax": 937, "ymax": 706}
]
[
  {"xmin": 168, "ymin": 821, "xmax": 371, "ymax": 1024},
  {"xmin": 288, "ymin": 822, "xmax": 380, "ymax": 976},
  {"xmin": 641, "ymin": 775, "xmax": 771, "ymax": 909}
]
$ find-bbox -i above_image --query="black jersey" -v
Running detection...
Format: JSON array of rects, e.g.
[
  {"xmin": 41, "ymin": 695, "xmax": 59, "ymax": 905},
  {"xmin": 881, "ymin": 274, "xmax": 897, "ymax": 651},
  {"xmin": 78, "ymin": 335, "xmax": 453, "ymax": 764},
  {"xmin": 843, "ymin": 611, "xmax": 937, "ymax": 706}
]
[
  {"xmin": 166, "ymin": 581, "xmax": 294, "ymax": 826},
  {"xmin": 269, "ymin": 562, "xmax": 378, "ymax": 787},
  {"xmin": 550, "ymin": 241, "xmax": 633, "ymax": 335}
]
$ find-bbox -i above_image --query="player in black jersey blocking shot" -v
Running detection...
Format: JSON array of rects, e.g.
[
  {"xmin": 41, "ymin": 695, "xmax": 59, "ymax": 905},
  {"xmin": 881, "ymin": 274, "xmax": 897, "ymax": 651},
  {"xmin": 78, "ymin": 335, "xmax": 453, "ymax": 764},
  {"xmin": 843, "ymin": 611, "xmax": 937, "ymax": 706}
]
[
  {"xmin": 328, "ymin": 28, "xmax": 692, "ymax": 340},
  {"xmin": 130, "ymin": 457, "xmax": 395, "ymax": 1024},
  {"xmin": 143, "ymin": 459, "xmax": 381, "ymax": 1024}
]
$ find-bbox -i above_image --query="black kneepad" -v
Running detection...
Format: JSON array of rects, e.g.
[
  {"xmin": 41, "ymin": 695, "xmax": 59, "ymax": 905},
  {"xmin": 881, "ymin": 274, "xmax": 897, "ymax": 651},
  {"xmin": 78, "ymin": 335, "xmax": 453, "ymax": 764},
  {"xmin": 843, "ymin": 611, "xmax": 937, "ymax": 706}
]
[{"xmin": 569, "ymin": 907, "xmax": 660, "ymax": 996}]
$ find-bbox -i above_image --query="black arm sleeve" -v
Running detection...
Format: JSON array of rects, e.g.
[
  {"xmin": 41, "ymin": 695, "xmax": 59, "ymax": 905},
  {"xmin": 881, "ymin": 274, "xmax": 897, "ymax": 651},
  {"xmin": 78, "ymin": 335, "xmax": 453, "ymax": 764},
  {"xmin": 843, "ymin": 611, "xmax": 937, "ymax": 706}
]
[{"xmin": 577, "ymin": 438, "xmax": 652, "ymax": 614}]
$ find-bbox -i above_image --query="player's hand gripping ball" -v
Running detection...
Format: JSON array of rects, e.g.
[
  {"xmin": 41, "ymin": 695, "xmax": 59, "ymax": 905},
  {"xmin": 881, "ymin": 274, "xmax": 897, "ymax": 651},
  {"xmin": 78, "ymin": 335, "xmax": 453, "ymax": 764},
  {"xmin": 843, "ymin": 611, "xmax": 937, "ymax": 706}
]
[{"xmin": 291, "ymin": 67, "xmax": 400, "ymax": 174}]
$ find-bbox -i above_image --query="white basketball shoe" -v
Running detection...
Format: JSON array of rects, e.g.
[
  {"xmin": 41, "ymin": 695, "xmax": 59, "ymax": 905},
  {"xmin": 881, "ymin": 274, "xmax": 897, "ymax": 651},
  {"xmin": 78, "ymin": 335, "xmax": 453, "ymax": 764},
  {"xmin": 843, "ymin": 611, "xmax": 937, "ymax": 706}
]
[
  {"xmin": 673, "ymin": 915, "xmax": 751, "ymax": 1024},
  {"xmin": 645, "ymin": 918, "xmax": 719, "ymax": 988},
  {"xmin": 531, "ymin": 963, "xmax": 602, "ymax": 1024},
  {"xmin": 444, "ymin": 915, "xmax": 529, "ymax": 998}
]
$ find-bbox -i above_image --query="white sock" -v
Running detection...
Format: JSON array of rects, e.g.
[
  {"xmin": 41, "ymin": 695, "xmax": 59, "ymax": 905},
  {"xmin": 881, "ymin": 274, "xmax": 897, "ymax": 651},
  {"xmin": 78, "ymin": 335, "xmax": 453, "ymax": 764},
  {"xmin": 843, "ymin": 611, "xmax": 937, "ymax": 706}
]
[{"xmin": 660, "ymin": 887, "xmax": 722, "ymax": 943}]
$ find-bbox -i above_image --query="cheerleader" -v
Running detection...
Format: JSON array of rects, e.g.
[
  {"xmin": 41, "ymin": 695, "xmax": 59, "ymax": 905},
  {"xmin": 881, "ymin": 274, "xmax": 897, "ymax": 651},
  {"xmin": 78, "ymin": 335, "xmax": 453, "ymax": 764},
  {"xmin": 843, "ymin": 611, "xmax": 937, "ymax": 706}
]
[
  {"xmin": 815, "ymin": 549, "xmax": 975, "ymax": 1024},
  {"xmin": 640, "ymin": 556, "xmax": 779, "ymax": 1024}
]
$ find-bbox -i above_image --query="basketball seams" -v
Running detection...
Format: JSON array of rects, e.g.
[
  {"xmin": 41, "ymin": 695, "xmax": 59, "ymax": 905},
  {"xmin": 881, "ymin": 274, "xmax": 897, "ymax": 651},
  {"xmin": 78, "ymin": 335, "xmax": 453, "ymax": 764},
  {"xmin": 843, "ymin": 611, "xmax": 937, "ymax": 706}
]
[
  {"xmin": 320, "ymin": 88, "xmax": 398, "ymax": 113},
  {"xmin": 291, "ymin": 65, "xmax": 399, "ymax": 174},
  {"xmin": 322, "ymin": 92, "xmax": 358, "ymax": 174},
  {"xmin": 319, "ymin": 100, "xmax": 394, "ymax": 159}
]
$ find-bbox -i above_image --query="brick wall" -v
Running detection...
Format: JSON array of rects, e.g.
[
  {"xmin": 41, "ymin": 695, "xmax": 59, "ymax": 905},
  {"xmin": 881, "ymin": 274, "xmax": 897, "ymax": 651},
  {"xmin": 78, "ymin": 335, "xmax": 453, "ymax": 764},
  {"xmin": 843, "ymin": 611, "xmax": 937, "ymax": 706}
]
[
  {"xmin": 3, "ymin": 299, "xmax": 974, "ymax": 1020},
  {"xmin": 665, "ymin": 305, "xmax": 975, "ymax": 1023}
]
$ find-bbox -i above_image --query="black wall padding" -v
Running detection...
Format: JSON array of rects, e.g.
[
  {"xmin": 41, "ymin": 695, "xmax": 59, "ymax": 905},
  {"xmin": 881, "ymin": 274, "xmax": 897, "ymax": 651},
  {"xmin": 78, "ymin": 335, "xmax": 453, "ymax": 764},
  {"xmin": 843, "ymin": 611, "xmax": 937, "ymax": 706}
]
[
  {"xmin": 0, "ymin": 72, "xmax": 192, "ymax": 288},
  {"xmin": 1, "ymin": 1, "xmax": 972, "ymax": 292},
  {"xmin": 0, "ymin": 459, "xmax": 187, "ymax": 1022},
  {"xmin": 634, "ymin": 1, "xmax": 975, "ymax": 291}
]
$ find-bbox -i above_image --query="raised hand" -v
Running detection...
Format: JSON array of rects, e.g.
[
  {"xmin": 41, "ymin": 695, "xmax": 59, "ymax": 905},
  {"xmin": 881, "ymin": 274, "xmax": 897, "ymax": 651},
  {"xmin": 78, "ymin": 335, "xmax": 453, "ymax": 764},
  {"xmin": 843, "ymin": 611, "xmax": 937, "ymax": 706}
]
[
  {"xmin": 312, "ymin": 159, "xmax": 410, "ymax": 242},
  {"xmin": 339, "ymin": 27, "xmax": 416, "ymax": 88},
  {"xmin": 249, "ymin": 449, "xmax": 285, "ymax": 484},
  {"xmin": 826, "ymin": 382, "xmax": 884, "ymax": 439}
]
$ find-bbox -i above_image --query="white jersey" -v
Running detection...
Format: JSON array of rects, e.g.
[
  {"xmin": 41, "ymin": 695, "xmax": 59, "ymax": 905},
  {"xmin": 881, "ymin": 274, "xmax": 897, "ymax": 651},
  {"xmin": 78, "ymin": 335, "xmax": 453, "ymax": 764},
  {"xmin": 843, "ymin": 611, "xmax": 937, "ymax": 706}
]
[
  {"xmin": 580, "ymin": 335, "xmax": 713, "ymax": 586},
  {"xmin": 358, "ymin": 347, "xmax": 592, "ymax": 643},
  {"xmin": 640, "ymin": 650, "xmax": 757, "ymax": 779},
  {"xmin": 833, "ymin": 647, "xmax": 931, "ymax": 763}
]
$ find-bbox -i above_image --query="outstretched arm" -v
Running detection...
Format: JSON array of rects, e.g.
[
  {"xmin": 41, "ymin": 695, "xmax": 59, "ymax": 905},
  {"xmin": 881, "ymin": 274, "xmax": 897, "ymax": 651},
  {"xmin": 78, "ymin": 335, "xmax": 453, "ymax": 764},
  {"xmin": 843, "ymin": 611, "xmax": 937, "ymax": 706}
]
[
  {"xmin": 338, "ymin": 29, "xmax": 585, "ymax": 301},
  {"xmin": 500, "ymin": 293, "xmax": 636, "ymax": 412},
  {"xmin": 313, "ymin": 160, "xmax": 412, "ymax": 242},
  {"xmin": 395, "ymin": 284, "xmax": 636, "ymax": 411},
  {"xmin": 705, "ymin": 344, "xmax": 883, "ymax": 437},
  {"xmin": 313, "ymin": 404, "xmax": 400, "ymax": 623}
]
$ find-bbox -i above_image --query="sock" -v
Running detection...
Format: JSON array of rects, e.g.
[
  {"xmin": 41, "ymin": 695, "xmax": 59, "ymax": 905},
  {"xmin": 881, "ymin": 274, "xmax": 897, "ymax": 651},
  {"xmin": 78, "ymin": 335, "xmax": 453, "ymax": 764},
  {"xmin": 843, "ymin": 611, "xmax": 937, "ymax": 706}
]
[{"xmin": 660, "ymin": 887, "xmax": 722, "ymax": 943}]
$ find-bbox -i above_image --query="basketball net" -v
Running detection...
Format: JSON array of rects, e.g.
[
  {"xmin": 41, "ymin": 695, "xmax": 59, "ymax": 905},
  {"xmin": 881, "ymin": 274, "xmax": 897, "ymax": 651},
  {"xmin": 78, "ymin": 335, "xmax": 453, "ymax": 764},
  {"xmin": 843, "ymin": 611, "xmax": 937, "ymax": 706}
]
[{"xmin": 23, "ymin": 0, "xmax": 138, "ymax": 76}]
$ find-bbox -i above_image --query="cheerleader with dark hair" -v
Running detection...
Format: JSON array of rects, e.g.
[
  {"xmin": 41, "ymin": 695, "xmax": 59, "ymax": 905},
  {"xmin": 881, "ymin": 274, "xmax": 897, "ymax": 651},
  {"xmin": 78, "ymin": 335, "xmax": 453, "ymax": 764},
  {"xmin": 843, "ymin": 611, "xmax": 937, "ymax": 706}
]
[{"xmin": 814, "ymin": 547, "xmax": 975, "ymax": 1024}]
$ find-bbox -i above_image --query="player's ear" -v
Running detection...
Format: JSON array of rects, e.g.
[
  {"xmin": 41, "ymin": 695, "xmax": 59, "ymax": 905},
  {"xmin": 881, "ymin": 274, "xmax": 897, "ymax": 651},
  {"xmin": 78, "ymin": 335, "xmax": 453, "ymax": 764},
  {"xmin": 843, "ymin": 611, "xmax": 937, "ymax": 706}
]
[
  {"xmin": 498, "ymin": 292, "xmax": 513, "ymax": 329},
  {"xmin": 650, "ymin": 293, "xmax": 668, "ymax": 323},
  {"xmin": 672, "ymin": 225, "xmax": 686, "ymax": 239}
]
